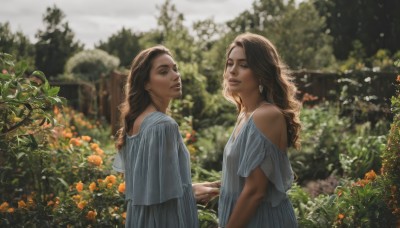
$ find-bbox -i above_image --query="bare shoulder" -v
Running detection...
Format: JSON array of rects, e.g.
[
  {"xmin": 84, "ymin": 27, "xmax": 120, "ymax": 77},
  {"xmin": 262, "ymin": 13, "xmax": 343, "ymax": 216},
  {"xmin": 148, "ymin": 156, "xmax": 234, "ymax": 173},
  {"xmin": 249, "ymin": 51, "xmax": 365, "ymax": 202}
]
[{"xmin": 252, "ymin": 104, "xmax": 286, "ymax": 146}]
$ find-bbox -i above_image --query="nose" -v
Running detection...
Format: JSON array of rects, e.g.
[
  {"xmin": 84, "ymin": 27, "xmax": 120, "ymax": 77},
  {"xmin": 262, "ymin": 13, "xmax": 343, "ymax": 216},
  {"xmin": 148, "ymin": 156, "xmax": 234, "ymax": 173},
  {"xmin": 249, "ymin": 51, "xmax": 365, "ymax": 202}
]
[
  {"xmin": 228, "ymin": 64, "xmax": 237, "ymax": 76},
  {"xmin": 172, "ymin": 71, "xmax": 180, "ymax": 81}
]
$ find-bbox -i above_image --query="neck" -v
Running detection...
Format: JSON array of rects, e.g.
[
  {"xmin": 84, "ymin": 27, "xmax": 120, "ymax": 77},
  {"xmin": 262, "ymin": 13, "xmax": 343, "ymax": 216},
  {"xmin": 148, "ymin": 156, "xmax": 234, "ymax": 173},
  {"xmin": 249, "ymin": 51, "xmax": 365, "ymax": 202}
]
[
  {"xmin": 239, "ymin": 92, "xmax": 264, "ymax": 114},
  {"xmin": 151, "ymin": 98, "xmax": 170, "ymax": 113}
]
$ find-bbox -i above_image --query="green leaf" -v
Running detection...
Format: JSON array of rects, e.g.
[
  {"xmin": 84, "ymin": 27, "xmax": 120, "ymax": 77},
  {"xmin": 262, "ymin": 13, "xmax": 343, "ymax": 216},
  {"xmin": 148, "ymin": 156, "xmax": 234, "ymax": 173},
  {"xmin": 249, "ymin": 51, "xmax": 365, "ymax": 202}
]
[
  {"xmin": 0, "ymin": 73, "xmax": 12, "ymax": 80},
  {"xmin": 57, "ymin": 178, "xmax": 69, "ymax": 189},
  {"xmin": 47, "ymin": 86, "xmax": 60, "ymax": 96},
  {"xmin": 31, "ymin": 71, "xmax": 47, "ymax": 82}
]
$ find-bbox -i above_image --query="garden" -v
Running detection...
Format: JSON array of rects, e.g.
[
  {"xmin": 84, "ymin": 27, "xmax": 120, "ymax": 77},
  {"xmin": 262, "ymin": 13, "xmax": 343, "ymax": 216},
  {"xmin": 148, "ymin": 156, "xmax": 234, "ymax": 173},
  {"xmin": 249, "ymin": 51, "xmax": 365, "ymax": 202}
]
[{"xmin": 1, "ymin": 0, "xmax": 400, "ymax": 227}]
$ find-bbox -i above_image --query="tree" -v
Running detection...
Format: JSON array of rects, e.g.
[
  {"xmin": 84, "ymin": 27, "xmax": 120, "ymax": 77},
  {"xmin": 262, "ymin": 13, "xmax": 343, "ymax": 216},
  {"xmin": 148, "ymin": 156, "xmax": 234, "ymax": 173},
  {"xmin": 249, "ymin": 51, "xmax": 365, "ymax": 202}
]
[
  {"xmin": 96, "ymin": 27, "xmax": 142, "ymax": 68},
  {"xmin": 315, "ymin": 0, "xmax": 400, "ymax": 60},
  {"xmin": 0, "ymin": 22, "xmax": 35, "ymax": 67},
  {"xmin": 35, "ymin": 5, "xmax": 83, "ymax": 78},
  {"xmin": 65, "ymin": 49, "xmax": 120, "ymax": 82},
  {"xmin": 224, "ymin": 0, "xmax": 336, "ymax": 70}
]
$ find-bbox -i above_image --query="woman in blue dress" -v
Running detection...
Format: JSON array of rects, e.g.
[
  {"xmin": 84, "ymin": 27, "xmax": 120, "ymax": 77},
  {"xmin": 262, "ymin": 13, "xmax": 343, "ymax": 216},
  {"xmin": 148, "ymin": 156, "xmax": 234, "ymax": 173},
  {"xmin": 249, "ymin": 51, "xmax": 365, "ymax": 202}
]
[
  {"xmin": 218, "ymin": 33, "xmax": 301, "ymax": 228},
  {"xmin": 113, "ymin": 45, "xmax": 219, "ymax": 228}
]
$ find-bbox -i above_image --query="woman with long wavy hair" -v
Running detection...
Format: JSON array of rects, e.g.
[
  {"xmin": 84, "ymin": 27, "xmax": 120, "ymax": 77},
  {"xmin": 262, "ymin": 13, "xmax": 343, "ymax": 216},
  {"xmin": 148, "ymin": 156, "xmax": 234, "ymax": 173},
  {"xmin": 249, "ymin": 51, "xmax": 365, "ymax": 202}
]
[
  {"xmin": 113, "ymin": 45, "xmax": 218, "ymax": 228},
  {"xmin": 218, "ymin": 33, "xmax": 301, "ymax": 228}
]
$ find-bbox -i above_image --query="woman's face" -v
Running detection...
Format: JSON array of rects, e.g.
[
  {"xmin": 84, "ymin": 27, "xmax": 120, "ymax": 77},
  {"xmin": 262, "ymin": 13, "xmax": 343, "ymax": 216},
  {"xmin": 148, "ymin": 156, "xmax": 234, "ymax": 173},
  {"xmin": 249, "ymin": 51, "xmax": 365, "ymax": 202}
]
[
  {"xmin": 225, "ymin": 46, "xmax": 258, "ymax": 95},
  {"xmin": 146, "ymin": 53, "xmax": 182, "ymax": 101}
]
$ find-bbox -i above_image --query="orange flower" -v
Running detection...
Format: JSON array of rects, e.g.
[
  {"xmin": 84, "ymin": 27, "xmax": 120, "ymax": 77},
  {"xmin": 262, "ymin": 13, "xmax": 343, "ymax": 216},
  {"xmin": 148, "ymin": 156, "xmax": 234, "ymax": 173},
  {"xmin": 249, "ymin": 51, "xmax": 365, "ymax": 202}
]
[
  {"xmin": 337, "ymin": 190, "xmax": 343, "ymax": 197},
  {"xmin": 87, "ymin": 155, "xmax": 103, "ymax": 166},
  {"xmin": 81, "ymin": 135, "xmax": 91, "ymax": 142},
  {"xmin": 76, "ymin": 181, "xmax": 84, "ymax": 192},
  {"xmin": 105, "ymin": 175, "xmax": 117, "ymax": 184},
  {"xmin": 18, "ymin": 200, "xmax": 27, "ymax": 208},
  {"xmin": 90, "ymin": 143, "xmax": 99, "ymax": 151},
  {"xmin": 89, "ymin": 182, "xmax": 97, "ymax": 192},
  {"xmin": 0, "ymin": 202, "xmax": 9, "ymax": 212},
  {"xmin": 364, "ymin": 170, "xmax": 377, "ymax": 181},
  {"xmin": 53, "ymin": 106, "xmax": 60, "ymax": 115},
  {"xmin": 7, "ymin": 208, "xmax": 15, "ymax": 213},
  {"xmin": 396, "ymin": 75, "xmax": 400, "ymax": 82},
  {"xmin": 86, "ymin": 210, "xmax": 97, "ymax": 220},
  {"xmin": 62, "ymin": 131, "xmax": 73, "ymax": 138},
  {"xmin": 338, "ymin": 213, "xmax": 345, "ymax": 219},
  {"xmin": 107, "ymin": 183, "xmax": 113, "ymax": 189},
  {"xmin": 118, "ymin": 182, "xmax": 126, "ymax": 193},
  {"xmin": 69, "ymin": 138, "xmax": 82, "ymax": 147},
  {"xmin": 122, "ymin": 212, "xmax": 126, "ymax": 219},
  {"xmin": 77, "ymin": 201, "xmax": 87, "ymax": 210},
  {"xmin": 47, "ymin": 200, "xmax": 54, "ymax": 206},
  {"xmin": 95, "ymin": 148, "xmax": 104, "ymax": 156}
]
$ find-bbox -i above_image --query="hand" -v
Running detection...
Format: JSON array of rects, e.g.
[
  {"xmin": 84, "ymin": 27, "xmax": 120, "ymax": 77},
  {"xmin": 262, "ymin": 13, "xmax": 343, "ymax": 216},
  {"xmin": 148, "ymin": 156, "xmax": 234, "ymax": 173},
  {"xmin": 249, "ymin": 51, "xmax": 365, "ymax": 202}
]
[{"xmin": 192, "ymin": 181, "xmax": 221, "ymax": 203}]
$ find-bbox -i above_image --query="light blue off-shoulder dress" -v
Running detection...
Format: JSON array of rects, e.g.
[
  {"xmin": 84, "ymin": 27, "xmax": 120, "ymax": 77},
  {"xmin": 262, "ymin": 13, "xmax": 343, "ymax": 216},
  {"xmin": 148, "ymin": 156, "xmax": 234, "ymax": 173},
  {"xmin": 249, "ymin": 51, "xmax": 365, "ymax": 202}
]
[
  {"xmin": 218, "ymin": 115, "xmax": 298, "ymax": 228},
  {"xmin": 113, "ymin": 112, "xmax": 198, "ymax": 228}
]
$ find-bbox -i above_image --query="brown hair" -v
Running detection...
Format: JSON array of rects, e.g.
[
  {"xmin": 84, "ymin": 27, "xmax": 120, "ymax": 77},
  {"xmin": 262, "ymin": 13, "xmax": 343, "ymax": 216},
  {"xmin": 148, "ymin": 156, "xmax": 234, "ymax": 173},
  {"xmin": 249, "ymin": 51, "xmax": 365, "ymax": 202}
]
[
  {"xmin": 222, "ymin": 33, "xmax": 301, "ymax": 149},
  {"xmin": 115, "ymin": 45, "xmax": 172, "ymax": 150}
]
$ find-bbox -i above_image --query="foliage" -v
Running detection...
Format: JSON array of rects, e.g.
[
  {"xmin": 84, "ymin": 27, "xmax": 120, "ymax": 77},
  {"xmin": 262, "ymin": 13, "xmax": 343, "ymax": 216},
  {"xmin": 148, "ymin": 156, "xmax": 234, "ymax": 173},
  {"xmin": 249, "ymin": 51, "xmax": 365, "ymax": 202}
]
[
  {"xmin": 225, "ymin": 0, "xmax": 336, "ymax": 70},
  {"xmin": 380, "ymin": 74, "xmax": 400, "ymax": 221},
  {"xmin": 65, "ymin": 49, "xmax": 120, "ymax": 82},
  {"xmin": 340, "ymin": 123, "xmax": 386, "ymax": 179},
  {"xmin": 314, "ymin": 0, "xmax": 400, "ymax": 60},
  {"xmin": 0, "ymin": 22, "xmax": 35, "ymax": 68},
  {"xmin": 96, "ymin": 27, "xmax": 142, "ymax": 68},
  {"xmin": 289, "ymin": 103, "xmax": 349, "ymax": 183},
  {"xmin": 35, "ymin": 5, "xmax": 83, "ymax": 78},
  {"xmin": 0, "ymin": 53, "xmax": 65, "ymax": 225}
]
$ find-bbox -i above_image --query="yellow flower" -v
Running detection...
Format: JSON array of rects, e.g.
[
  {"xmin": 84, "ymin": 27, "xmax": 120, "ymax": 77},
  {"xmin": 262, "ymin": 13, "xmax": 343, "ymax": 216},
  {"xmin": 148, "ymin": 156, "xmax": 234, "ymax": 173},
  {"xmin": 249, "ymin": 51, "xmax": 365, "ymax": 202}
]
[
  {"xmin": 72, "ymin": 194, "xmax": 81, "ymax": 202},
  {"xmin": 118, "ymin": 182, "xmax": 126, "ymax": 193},
  {"xmin": 77, "ymin": 201, "xmax": 87, "ymax": 210},
  {"xmin": 87, "ymin": 155, "xmax": 103, "ymax": 166},
  {"xmin": 18, "ymin": 200, "xmax": 27, "ymax": 209},
  {"xmin": 89, "ymin": 182, "xmax": 97, "ymax": 192},
  {"xmin": 76, "ymin": 181, "xmax": 84, "ymax": 192}
]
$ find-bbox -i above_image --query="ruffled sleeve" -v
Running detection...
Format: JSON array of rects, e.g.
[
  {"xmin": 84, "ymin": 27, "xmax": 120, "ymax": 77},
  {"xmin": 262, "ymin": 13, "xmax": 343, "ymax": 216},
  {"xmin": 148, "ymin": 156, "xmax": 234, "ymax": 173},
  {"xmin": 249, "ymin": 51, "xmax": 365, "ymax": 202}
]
[
  {"xmin": 237, "ymin": 119, "xmax": 294, "ymax": 207},
  {"xmin": 131, "ymin": 122, "xmax": 183, "ymax": 205}
]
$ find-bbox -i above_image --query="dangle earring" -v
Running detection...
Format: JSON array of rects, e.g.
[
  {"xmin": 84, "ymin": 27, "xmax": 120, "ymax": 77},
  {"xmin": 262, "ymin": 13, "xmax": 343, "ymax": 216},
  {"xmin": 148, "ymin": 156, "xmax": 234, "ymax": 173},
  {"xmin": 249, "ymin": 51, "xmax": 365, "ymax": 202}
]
[{"xmin": 259, "ymin": 84, "xmax": 264, "ymax": 93}]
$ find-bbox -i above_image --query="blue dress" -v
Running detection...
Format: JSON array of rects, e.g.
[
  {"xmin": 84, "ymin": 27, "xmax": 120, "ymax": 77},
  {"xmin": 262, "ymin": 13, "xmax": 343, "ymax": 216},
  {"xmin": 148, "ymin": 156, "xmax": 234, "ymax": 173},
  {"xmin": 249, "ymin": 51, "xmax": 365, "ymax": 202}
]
[
  {"xmin": 113, "ymin": 112, "xmax": 198, "ymax": 228},
  {"xmin": 218, "ymin": 115, "xmax": 298, "ymax": 228}
]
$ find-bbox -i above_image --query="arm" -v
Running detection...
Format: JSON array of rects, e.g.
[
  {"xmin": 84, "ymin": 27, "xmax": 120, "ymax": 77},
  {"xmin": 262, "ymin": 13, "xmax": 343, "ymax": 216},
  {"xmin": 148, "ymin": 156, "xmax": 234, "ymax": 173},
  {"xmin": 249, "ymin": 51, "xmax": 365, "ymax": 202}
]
[
  {"xmin": 225, "ymin": 168, "xmax": 268, "ymax": 228},
  {"xmin": 226, "ymin": 105, "xmax": 286, "ymax": 227}
]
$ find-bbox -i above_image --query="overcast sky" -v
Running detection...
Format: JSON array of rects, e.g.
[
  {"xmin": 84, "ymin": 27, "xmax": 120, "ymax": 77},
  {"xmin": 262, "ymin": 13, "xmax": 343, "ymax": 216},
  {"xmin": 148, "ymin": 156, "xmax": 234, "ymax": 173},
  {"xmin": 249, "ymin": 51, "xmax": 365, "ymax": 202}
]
[{"xmin": 1, "ymin": 0, "xmax": 255, "ymax": 48}]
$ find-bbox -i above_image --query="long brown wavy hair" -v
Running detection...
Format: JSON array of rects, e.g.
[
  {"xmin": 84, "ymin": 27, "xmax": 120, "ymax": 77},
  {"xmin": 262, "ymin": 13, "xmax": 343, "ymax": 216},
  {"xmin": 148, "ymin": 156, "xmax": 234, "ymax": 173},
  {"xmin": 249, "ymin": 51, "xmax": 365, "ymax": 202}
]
[
  {"xmin": 115, "ymin": 45, "xmax": 172, "ymax": 150},
  {"xmin": 222, "ymin": 33, "xmax": 301, "ymax": 149}
]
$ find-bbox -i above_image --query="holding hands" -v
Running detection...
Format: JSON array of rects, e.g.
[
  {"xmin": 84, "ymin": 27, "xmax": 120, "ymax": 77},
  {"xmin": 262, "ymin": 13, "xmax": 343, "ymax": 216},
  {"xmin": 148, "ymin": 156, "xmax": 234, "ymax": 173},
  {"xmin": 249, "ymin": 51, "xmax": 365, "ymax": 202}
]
[{"xmin": 192, "ymin": 181, "xmax": 221, "ymax": 204}]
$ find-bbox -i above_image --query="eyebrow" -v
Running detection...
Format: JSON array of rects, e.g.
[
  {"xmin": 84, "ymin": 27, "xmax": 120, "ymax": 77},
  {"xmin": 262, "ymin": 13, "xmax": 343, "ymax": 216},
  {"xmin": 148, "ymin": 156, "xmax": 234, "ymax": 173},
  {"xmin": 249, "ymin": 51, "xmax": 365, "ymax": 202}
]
[
  {"xmin": 227, "ymin": 58, "xmax": 247, "ymax": 61},
  {"xmin": 155, "ymin": 64, "xmax": 176, "ymax": 69}
]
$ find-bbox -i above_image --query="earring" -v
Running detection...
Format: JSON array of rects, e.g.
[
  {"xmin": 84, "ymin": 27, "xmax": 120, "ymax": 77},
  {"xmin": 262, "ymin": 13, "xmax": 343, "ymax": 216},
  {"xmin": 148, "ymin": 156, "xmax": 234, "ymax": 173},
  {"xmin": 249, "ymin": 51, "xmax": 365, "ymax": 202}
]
[{"xmin": 259, "ymin": 85, "xmax": 264, "ymax": 93}]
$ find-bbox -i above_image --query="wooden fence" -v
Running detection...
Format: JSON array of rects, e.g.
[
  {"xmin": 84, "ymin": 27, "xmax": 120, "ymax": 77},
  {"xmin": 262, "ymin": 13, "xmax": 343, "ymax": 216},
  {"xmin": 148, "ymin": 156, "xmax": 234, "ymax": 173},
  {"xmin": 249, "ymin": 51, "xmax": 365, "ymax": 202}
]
[{"xmin": 51, "ymin": 70, "xmax": 398, "ymax": 135}]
